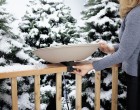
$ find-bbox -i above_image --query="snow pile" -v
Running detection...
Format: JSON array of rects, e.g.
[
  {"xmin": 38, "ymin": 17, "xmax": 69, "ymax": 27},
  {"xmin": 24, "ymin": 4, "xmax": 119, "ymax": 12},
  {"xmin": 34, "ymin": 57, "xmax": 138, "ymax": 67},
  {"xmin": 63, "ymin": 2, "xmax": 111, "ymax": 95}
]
[{"xmin": 0, "ymin": 63, "xmax": 47, "ymax": 73}]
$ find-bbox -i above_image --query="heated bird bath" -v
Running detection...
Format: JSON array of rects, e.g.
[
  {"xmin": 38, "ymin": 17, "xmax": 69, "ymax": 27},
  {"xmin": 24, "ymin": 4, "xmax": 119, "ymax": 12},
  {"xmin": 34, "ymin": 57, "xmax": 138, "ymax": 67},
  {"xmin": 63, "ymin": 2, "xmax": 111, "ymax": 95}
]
[{"xmin": 33, "ymin": 43, "xmax": 99, "ymax": 71}]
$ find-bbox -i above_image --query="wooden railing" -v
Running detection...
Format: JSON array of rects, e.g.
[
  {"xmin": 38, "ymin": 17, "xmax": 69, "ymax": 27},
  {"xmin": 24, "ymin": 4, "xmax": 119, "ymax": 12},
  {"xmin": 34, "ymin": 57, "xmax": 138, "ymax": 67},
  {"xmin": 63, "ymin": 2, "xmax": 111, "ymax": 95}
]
[{"xmin": 0, "ymin": 64, "xmax": 118, "ymax": 110}]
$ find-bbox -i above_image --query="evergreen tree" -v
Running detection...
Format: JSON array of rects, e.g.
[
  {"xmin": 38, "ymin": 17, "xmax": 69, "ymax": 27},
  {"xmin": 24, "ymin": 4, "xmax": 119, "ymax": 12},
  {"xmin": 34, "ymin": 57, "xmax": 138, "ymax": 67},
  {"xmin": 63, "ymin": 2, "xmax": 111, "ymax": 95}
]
[
  {"xmin": 19, "ymin": 0, "xmax": 80, "ymax": 48},
  {"xmin": 80, "ymin": 0, "xmax": 126, "ymax": 110},
  {"xmin": 18, "ymin": 0, "xmax": 80, "ymax": 109},
  {"xmin": 81, "ymin": 0, "xmax": 121, "ymax": 57},
  {"xmin": 0, "ymin": 0, "xmax": 38, "ymax": 66},
  {"xmin": 0, "ymin": 0, "xmax": 40, "ymax": 109},
  {"xmin": 0, "ymin": 0, "xmax": 11, "ymax": 33}
]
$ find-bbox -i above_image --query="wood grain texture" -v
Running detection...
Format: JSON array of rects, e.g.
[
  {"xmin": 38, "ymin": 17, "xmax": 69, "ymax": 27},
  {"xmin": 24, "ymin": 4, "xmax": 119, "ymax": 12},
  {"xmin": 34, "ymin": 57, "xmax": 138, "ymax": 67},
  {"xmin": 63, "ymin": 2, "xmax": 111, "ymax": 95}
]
[
  {"xmin": 76, "ymin": 74, "xmax": 82, "ymax": 110},
  {"xmin": 0, "ymin": 64, "xmax": 67, "ymax": 79},
  {"xmin": 56, "ymin": 73, "xmax": 62, "ymax": 110},
  {"xmin": 111, "ymin": 66, "xmax": 118, "ymax": 110},
  {"xmin": 11, "ymin": 77, "xmax": 18, "ymax": 110},
  {"xmin": 35, "ymin": 75, "xmax": 40, "ymax": 110},
  {"xmin": 95, "ymin": 71, "xmax": 101, "ymax": 110}
]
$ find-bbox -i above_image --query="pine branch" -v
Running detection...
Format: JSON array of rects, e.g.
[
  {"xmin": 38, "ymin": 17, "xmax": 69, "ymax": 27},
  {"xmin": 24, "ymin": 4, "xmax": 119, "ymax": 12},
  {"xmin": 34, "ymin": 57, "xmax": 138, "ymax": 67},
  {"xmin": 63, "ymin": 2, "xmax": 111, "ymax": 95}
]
[{"xmin": 0, "ymin": 0, "xmax": 6, "ymax": 6}]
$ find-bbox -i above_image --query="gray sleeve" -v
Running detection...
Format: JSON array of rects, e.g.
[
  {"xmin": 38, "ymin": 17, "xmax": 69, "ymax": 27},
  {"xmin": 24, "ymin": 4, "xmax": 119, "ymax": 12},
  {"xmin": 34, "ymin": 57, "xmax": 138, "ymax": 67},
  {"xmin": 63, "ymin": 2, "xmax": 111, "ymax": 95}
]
[
  {"xmin": 93, "ymin": 10, "xmax": 140, "ymax": 71},
  {"xmin": 113, "ymin": 44, "xmax": 119, "ymax": 52}
]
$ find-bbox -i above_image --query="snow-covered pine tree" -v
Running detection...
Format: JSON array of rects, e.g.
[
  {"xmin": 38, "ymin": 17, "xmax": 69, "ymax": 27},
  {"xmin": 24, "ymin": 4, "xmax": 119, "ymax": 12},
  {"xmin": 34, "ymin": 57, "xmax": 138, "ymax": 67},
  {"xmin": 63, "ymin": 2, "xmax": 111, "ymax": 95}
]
[
  {"xmin": 80, "ymin": 0, "xmax": 126, "ymax": 110},
  {"xmin": 0, "ymin": 0, "xmax": 40, "ymax": 109},
  {"xmin": 81, "ymin": 0, "xmax": 121, "ymax": 57},
  {"xmin": 18, "ymin": 0, "xmax": 81, "ymax": 109},
  {"xmin": 0, "ymin": 0, "xmax": 38, "ymax": 66},
  {"xmin": 19, "ymin": 0, "xmax": 80, "ymax": 48}
]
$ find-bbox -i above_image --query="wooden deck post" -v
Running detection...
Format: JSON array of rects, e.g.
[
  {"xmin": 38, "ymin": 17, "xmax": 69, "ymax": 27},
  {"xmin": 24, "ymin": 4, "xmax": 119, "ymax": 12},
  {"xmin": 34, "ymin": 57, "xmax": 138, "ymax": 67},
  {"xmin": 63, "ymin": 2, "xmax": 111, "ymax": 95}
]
[
  {"xmin": 34, "ymin": 75, "xmax": 40, "ymax": 110},
  {"xmin": 111, "ymin": 66, "xmax": 118, "ymax": 110},
  {"xmin": 11, "ymin": 77, "xmax": 18, "ymax": 110},
  {"xmin": 76, "ymin": 74, "xmax": 82, "ymax": 110},
  {"xmin": 56, "ymin": 73, "xmax": 62, "ymax": 110},
  {"xmin": 95, "ymin": 71, "xmax": 101, "ymax": 110}
]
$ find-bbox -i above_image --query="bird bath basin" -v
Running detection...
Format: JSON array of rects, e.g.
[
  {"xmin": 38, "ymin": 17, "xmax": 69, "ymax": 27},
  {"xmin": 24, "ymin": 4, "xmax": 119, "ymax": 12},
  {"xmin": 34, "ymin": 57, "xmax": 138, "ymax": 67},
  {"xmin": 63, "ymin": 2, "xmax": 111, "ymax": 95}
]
[
  {"xmin": 33, "ymin": 43, "xmax": 99, "ymax": 71},
  {"xmin": 33, "ymin": 43, "xmax": 99, "ymax": 63}
]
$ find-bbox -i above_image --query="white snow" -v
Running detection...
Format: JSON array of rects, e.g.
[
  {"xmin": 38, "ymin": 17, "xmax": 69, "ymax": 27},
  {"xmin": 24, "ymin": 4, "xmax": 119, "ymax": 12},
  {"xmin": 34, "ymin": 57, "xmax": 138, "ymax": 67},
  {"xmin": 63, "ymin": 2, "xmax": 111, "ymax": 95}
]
[
  {"xmin": 0, "ymin": 63, "xmax": 47, "ymax": 73},
  {"xmin": 0, "ymin": 58, "xmax": 6, "ymax": 64},
  {"xmin": 86, "ymin": 97, "xmax": 94, "ymax": 107},
  {"xmin": 0, "ymin": 92, "xmax": 12, "ymax": 106},
  {"xmin": 56, "ymin": 4, "xmax": 64, "ymax": 10},
  {"xmin": 29, "ymin": 28, "xmax": 39, "ymax": 38},
  {"xmin": 82, "ymin": 107, "xmax": 89, "ymax": 110},
  {"xmin": 40, "ymin": 85, "xmax": 56, "ymax": 96},
  {"xmin": 50, "ymin": 41, "xmax": 63, "ymax": 46},
  {"xmin": 40, "ymin": 103, "xmax": 48, "ymax": 110},
  {"xmin": 47, "ymin": 0, "xmax": 63, "ymax": 3},
  {"xmin": 18, "ymin": 93, "xmax": 34, "ymax": 110},
  {"xmin": 16, "ymin": 50, "xmax": 40, "ymax": 64},
  {"xmin": 16, "ymin": 50, "xmax": 30, "ymax": 60},
  {"xmin": 100, "ymin": 89, "xmax": 112, "ymax": 100},
  {"xmin": 103, "ymin": 74, "xmax": 112, "ymax": 86},
  {"xmin": 85, "ymin": 0, "xmax": 118, "ymax": 28},
  {"xmin": 43, "ymin": 4, "xmax": 51, "ymax": 11},
  {"xmin": 36, "ymin": 19, "xmax": 51, "ymax": 28},
  {"xmin": 48, "ymin": 12, "xmax": 59, "ymax": 22},
  {"xmin": 0, "ymin": 38, "xmax": 12, "ymax": 54},
  {"xmin": 69, "ymin": 89, "xmax": 76, "ymax": 98},
  {"xmin": 118, "ymin": 91, "xmax": 126, "ymax": 98},
  {"xmin": 40, "ymin": 34, "xmax": 49, "ymax": 40},
  {"xmin": 11, "ymin": 39, "xmax": 23, "ymax": 48}
]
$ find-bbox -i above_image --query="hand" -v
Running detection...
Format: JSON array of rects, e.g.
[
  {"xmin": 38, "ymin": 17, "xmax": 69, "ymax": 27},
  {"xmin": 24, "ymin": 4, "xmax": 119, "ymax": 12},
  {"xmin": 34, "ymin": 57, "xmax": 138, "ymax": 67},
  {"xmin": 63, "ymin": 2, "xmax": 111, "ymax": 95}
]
[
  {"xmin": 72, "ymin": 61, "xmax": 93, "ymax": 76},
  {"xmin": 98, "ymin": 40, "xmax": 115, "ymax": 54}
]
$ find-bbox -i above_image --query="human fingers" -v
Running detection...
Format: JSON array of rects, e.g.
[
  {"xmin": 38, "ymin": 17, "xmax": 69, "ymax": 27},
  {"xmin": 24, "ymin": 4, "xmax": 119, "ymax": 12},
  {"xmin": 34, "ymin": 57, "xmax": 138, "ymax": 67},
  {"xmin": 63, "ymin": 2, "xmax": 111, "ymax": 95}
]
[
  {"xmin": 99, "ymin": 42, "xmax": 108, "ymax": 48},
  {"xmin": 71, "ymin": 69, "xmax": 82, "ymax": 75},
  {"xmin": 72, "ymin": 65, "xmax": 82, "ymax": 70},
  {"xmin": 72, "ymin": 69, "xmax": 81, "ymax": 74},
  {"xmin": 96, "ymin": 39, "xmax": 106, "ymax": 43},
  {"xmin": 98, "ymin": 40, "xmax": 107, "ymax": 45},
  {"xmin": 99, "ymin": 41, "xmax": 108, "ymax": 49},
  {"xmin": 98, "ymin": 44, "xmax": 106, "ymax": 52},
  {"xmin": 98, "ymin": 41, "xmax": 109, "ymax": 53}
]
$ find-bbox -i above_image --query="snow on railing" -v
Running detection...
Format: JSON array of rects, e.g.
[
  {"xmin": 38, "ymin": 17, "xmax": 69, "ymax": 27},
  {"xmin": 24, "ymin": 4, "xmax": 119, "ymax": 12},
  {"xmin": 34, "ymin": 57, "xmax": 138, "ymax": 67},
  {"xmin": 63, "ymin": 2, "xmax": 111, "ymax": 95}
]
[{"xmin": 0, "ymin": 64, "xmax": 119, "ymax": 110}]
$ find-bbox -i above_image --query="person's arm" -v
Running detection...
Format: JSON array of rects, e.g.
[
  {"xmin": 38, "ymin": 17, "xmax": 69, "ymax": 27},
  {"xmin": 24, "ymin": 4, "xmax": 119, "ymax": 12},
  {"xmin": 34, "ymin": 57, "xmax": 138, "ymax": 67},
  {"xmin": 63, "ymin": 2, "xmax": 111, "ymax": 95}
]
[
  {"xmin": 72, "ymin": 9, "xmax": 140, "ymax": 76},
  {"xmin": 93, "ymin": 10, "xmax": 140, "ymax": 71},
  {"xmin": 113, "ymin": 44, "xmax": 119, "ymax": 52}
]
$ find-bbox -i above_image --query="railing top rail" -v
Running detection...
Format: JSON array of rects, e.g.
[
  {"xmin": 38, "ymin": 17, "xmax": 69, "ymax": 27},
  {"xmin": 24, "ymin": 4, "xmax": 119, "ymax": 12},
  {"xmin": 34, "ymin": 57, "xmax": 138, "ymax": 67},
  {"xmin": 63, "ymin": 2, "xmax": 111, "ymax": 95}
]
[
  {"xmin": 0, "ymin": 63, "xmax": 119, "ymax": 79},
  {"xmin": 0, "ymin": 64, "xmax": 67, "ymax": 79}
]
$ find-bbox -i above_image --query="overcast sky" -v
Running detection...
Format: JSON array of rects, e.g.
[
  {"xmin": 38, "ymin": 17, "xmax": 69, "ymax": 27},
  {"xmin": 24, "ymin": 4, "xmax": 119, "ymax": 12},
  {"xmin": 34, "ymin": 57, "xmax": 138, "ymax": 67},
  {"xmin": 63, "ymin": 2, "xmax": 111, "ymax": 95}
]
[
  {"xmin": 5, "ymin": 0, "xmax": 29, "ymax": 19},
  {"xmin": 64, "ymin": 0, "xmax": 85, "ymax": 22},
  {"xmin": 4, "ymin": 0, "xmax": 85, "ymax": 31},
  {"xmin": 5, "ymin": 0, "xmax": 85, "ymax": 20}
]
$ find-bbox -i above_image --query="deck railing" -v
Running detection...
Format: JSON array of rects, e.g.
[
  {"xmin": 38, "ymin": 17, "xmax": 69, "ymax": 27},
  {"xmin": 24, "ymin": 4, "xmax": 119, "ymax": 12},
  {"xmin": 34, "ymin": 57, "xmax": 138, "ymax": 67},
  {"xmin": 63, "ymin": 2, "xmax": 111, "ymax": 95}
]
[{"xmin": 0, "ymin": 64, "xmax": 118, "ymax": 110}]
